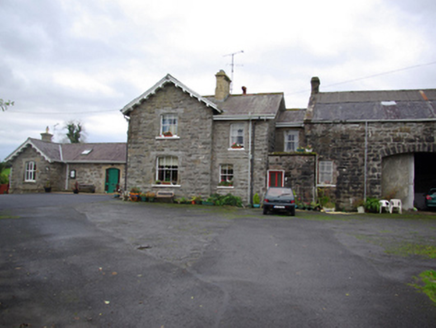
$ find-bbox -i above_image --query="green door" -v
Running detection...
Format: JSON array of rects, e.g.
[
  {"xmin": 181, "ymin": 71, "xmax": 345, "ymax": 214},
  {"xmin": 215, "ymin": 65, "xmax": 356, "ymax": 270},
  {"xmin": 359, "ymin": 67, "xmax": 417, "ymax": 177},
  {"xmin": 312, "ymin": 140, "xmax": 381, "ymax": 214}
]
[{"xmin": 105, "ymin": 168, "xmax": 120, "ymax": 193}]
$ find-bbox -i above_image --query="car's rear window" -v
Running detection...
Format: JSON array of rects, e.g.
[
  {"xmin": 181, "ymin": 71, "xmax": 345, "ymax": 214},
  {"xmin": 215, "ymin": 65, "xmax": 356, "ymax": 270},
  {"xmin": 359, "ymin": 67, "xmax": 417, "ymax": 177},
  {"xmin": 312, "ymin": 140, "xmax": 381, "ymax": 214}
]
[{"xmin": 267, "ymin": 188, "xmax": 293, "ymax": 197}]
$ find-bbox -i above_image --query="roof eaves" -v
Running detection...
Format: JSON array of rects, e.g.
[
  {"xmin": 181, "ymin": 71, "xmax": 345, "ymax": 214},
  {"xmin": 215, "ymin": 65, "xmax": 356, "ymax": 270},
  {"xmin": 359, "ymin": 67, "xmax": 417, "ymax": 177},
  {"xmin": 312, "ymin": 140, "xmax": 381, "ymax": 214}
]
[
  {"xmin": 121, "ymin": 74, "xmax": 222, "ymax": 115},
  {"xmin": 4, "ymin": 138, "xmax": 54, "ymax": 163}
]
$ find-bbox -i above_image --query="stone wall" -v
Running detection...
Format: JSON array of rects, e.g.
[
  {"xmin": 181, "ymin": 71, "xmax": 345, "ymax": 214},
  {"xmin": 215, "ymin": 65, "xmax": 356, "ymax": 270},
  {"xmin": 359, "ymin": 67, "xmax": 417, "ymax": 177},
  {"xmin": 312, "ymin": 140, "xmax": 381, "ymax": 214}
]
[
  {"xmin": 268, "ymin": 153, "xmax": 316, "ymax": 203},
  {"xmin": 67, "ymin": 163, "xmax": 125, "ymax": 193},
  {"xmin": 305, "ymin": 121, "xmax": 436, "ymax": 210},
  {"xmin": 9, "ymin": 146, "xmax": 64, "ymax": 193},
  {"xmin": 126, "ymin": 85, "xmax": 214, "ymax": 199}
]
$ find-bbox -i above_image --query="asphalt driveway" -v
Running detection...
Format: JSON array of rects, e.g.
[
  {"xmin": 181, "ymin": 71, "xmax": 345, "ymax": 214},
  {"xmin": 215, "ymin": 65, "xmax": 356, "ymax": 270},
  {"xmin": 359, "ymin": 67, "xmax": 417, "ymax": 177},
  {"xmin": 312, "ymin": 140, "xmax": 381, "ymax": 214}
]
[{"xmin": 0, "ymin": 194, "xmax": 435, "ymax": 327}]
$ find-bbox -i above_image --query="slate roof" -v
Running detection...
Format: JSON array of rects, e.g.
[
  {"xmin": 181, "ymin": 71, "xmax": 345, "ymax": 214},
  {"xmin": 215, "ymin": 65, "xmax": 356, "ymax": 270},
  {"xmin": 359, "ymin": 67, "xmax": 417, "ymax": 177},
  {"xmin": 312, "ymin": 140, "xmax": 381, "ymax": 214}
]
[
  {"xmin": 5, "ymin": 138, "xmax": 126, "ymax": 163},
  {"xmin": 276, "ymin": 109, "xmax": 306, "ymax": 126},
  {"xmin": 121, "ymin": 74, "xmax": 221, "ymax": 115},
  {"xmin": 311, "ymin": 89, "xmax": 436, "ymax": 122},
  {"xmin": 205, "ymin": 93, "xmax": 284, "ymax": 118}
]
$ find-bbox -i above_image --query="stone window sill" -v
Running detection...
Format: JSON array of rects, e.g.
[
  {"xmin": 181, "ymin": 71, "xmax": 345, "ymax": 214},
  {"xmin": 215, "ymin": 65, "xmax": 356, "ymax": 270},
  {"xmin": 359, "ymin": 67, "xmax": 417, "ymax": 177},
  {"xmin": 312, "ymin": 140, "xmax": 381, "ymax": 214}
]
[
  {"xmin": 317, "ymin": 184, "xmax": 336, "ymax": 188},
  {"xmin": 228, "ymin": 148, "xmax": 245, "ymax": 151},
  {"xmin": 155, "ymin": 136, "xmax": 180, "ymax": 140},
  {"xmin": 152, "ymin": 184, "xmax": 181, "ymax": 188},
  {"xmin": 217, "ymin": 186, "xmax": 234, "ymax": 189}
]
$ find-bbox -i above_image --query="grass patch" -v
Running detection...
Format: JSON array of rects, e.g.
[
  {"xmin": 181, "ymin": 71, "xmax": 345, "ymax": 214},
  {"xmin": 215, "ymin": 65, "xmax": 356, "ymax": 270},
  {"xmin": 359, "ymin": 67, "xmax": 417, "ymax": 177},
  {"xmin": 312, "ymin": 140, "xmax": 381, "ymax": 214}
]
[
  {"xmin": 410, "ymin": 270, "xmax": 436, "ymax": 305},
  {"xmin": 386, "ymin": 243, "xmax": 436, "ymax": 259},
  {"xmin": 0, "ymin": 215, "xmax": 20, "ymax": 220}
]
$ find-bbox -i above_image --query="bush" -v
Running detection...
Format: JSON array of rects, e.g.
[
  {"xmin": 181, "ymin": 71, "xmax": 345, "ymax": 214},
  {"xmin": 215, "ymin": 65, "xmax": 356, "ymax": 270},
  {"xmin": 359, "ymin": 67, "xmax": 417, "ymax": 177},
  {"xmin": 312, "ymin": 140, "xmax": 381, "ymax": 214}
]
[
  {"xmin": 0, "ymin": 173, "xmax": 8, "ymax": 184},
  {"xmin": 209, "ymin": 193, "xmax": 243, "ymax": 207},
  {"xmin": 365, "ymin": 197, "xmax": 380, "ymax": 213},
  {"xmin": 253, "ymin": 193, "xmax": 260, "ymax": 204}
]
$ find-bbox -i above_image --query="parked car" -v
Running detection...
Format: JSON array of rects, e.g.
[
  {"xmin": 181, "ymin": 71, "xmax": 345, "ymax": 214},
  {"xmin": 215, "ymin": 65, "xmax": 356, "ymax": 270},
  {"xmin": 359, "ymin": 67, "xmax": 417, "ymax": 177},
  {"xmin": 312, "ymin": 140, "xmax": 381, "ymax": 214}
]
[
  {"xmin": 425, "ymin": 188, "xmax": 436, "ymax": 209},
  {"xmin": 263, "ymin": 187, "xmax": 295, "ymax": 216}
]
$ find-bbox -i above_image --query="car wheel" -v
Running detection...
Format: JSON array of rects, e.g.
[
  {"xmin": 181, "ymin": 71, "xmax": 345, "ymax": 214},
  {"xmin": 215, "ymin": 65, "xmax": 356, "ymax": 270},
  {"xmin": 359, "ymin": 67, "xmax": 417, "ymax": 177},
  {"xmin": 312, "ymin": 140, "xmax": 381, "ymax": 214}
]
[
  {"xmin": 263, "ymin": 206, "xmax": 268, "ymax": 215},
  {"xmin": 290, "ymin": 207, "xmax": 295, "ymax": 216}
]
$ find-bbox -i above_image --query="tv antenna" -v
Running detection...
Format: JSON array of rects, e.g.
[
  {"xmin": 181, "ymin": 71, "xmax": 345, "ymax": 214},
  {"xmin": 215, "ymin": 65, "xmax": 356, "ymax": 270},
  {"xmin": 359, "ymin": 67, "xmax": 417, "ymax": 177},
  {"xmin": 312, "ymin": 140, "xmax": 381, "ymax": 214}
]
[{"xmin": 224, "ymin": 50, "xmax": 244, "ymax": 93}]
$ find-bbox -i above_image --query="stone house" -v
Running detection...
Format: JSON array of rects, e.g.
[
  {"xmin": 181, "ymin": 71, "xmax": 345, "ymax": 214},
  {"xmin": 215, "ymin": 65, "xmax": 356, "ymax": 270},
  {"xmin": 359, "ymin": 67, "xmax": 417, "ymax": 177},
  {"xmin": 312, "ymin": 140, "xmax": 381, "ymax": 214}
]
[
  {"xmin": 5, "ymin": 131, "xmax": 126, "ymax": 193},
  {"xmin": 121, "ymin": 71, "xmax": 286, "ymax": 204},
  {"xmin": 271, "ymin": 77, "xmax": 436, "ymax": 210}
]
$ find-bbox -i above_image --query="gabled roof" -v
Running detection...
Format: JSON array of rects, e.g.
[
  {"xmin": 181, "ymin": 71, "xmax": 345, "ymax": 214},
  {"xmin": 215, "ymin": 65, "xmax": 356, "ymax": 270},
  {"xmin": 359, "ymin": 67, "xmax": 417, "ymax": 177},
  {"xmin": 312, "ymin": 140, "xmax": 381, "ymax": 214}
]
[
  {"xmin": 311, "ymin": 89, "xmax": 436, "ymax": 122},
  {"xmin": 5, "ymin": 139, "xmax": 126, "ymax": 164},
  {"xmin": 205, "ymin": 93, "xmax": 285, "ymax": 120},
  {"xmin": 121, "ymin": 74, "xmax": 222, "ymax": 115}
]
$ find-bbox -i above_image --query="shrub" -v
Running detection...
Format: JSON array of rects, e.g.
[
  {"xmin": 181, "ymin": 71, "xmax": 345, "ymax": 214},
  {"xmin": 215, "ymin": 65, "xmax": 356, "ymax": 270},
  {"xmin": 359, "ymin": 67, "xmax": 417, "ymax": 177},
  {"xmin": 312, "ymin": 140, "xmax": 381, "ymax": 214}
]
[
  {"xmin": 253, "ymin": 193, "xmax": 260, "ymax": 204},
  {"xmin": 209, "ymin": 193, "xmax": 243, "ymax": 207},
  {"xmin": 364, "ymin": 197, "xmax": 380, "ymax": 213}
]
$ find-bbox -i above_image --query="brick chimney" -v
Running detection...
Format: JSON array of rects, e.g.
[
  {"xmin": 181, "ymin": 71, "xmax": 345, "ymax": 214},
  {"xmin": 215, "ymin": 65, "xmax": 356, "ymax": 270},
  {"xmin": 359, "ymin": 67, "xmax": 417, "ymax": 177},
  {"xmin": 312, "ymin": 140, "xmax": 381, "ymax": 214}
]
[
  {"xmin": 215, "ymin": 70, "xmax": 231, "ymax": 101},
  {"xmin": 311, "ymin": 77, "xmax": 320, "ymax": 94},
  {"xmin": 40, "ymin": 126, "xmax": 53, "ymax": 142}
]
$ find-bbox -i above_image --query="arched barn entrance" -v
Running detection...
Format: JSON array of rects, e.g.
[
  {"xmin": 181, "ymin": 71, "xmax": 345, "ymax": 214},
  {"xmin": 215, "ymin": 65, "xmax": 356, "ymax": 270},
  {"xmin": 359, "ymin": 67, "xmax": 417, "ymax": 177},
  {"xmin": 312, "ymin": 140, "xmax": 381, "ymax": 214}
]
[{"xmin": 382, "ymin": 152, "xmax": 436, "ymax": 210}]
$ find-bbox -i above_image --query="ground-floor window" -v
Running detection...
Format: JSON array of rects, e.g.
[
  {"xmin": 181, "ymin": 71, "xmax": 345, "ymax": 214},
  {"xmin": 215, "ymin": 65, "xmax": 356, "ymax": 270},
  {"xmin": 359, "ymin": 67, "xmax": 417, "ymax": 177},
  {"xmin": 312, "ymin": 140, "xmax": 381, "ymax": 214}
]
[
  {"xmin": 219, "ymin": 164, "xmax": 234, "ymax": 186},
  {"xmin": 25, "ymin": 161, "xmax": 36, "ymax": 182},
  {"xmin": 157, "ymin": 156, "xmax": 178, "ymax": 184},
  {"xmin": 319, "ymin": 161, "xmax": 333, "ymax": 185}
]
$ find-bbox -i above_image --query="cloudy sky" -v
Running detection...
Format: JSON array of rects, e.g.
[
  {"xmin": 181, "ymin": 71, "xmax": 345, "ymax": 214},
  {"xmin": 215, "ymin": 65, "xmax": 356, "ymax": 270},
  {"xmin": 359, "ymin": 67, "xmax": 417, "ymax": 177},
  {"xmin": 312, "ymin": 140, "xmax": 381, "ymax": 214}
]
[{"xmin": 1, "ymin": 0, "xmax": 435, "ymax": 161}]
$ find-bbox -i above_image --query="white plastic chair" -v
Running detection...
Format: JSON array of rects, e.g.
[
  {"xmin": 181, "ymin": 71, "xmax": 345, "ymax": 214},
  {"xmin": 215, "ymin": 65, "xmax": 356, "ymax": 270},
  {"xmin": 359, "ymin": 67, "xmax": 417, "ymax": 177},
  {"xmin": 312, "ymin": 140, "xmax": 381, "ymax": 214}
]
[
  {"xmin": 379, "ymin": 200, "xmax": 390, "ymax": 213},
  {"xmin": 390, "ymin": 199, "xmax": 402, "ymax": 214}
]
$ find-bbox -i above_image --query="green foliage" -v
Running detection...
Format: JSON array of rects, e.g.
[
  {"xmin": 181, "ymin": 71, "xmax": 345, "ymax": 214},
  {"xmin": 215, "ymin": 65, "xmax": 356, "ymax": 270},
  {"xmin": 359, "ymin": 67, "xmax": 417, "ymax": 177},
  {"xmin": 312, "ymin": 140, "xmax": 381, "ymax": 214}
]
[
  {"xmin": 253, "ymin": 193, "xmax": 260, "ymax": 204},
  {"xmin": 130, "ymin": 187, "xmax": 141, "ymax": 193},
  {"xmin": 0, "ymin": 173, "xmax": 8, "ymax": 184},
  {"xmin": 0, "ymin": 99, "xmax": 14, "ymax": 111},
  {"xmin": 209, "ymin": 193, "xmax": 243, "ymax": 207},
  {"xmin": 65, "ymin": 121, "xmax": 83, "ymax": 143},
  {"xmin": 317, "ymin": 187, "xmax": 332, "ymax": 206},
  {"xmin": 410, "ymin": 270, "xmax": 436, "ymax": 305},
  {"xmin": 364, "ymin": 197, "xmax": 380, "ymax": 213}
]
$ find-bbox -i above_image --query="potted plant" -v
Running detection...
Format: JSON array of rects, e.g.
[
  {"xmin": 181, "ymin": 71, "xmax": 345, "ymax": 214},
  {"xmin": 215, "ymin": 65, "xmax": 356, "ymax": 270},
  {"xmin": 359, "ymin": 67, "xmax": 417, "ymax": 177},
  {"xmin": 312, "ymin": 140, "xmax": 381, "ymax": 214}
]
[
  {"xmin": 130, "ymin": 187, "xmax": 141, "ymax": 201},
  {"xmin": 231, "ymin": 143, "xmax": 243, "ymax": 149},
  {"xmin": 163, "ymin": 131, "xmax": 173, "ymax": 137},
  {"xmin": 44, "ymin": 180, "xmax": 52, "ymax": 193},
  {"xmin": 202, "ymin": 197, "xmax": 215, "ymax": 205},
  {"xmin": 155, "ymin": 180, "xmax": 161, "ymax": 185},
  {"xmin": 296, "ymin": 147, "xmax": 305, "ymax": 152},
  {"xmin": 253, "ymin": 193, "xmax": 260, "ymax": 208},
  {"xmin": 305, "ymin": 145, "xmax": 313, "ymax": 152},
  {"xmin": 191, "ymin": 195, "xmax": 202, "ymax": 205},
  {"xmin": 219, "ymin": 180, "xmax": 233, "ymax": 187},
  {"xmin": 146, "ymin": 191, "xmax": 156, "ymax": 202},
  {"xmin": 323, "ymin": 202, "xmax": 335, "ymax": 212},
  {"xmin": 140, "ymin": 192, "xmax": 147, "ymax": 202}
]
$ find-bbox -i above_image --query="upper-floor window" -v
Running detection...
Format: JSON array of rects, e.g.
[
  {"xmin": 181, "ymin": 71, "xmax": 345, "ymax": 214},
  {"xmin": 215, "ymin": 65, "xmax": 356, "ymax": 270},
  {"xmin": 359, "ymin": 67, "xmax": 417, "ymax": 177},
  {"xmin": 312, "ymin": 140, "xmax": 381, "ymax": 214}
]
[
  {"xmin": 161, "ymin": 114, "xmax": 178, "ymax": 137},
  {"xmin": 230, "ymin": 123, "xmax": 244, "ymax": 148},
  {"xmin": 219, "ymin": 164, "xmax": 234, "ymax": 186},
  {"xmin": 156, "ymin": 156, "xmax": 178, "ymax": 184},
  {"xmin": 285, "ymin": 130, "xmax": 299, "ymax": 152},
  {"xmin": 25, "ymin": 161, "xmax": 36, "ymax": 182},
  {"xmin": 319, "ymin": 161, "xmax": 333, "ymax": 185}
]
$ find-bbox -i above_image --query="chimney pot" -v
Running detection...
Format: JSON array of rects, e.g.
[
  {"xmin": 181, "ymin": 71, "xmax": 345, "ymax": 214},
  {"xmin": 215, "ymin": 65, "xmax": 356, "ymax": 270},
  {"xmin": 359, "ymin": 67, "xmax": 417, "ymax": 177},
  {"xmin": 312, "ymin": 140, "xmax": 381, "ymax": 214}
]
[
  {"xmin": 311, "ymin": 77, "xmax": 320, "ymax": 94},
  {"xmin": 242, "ymin": 86, "xmax": 247, "ymax": 95}
]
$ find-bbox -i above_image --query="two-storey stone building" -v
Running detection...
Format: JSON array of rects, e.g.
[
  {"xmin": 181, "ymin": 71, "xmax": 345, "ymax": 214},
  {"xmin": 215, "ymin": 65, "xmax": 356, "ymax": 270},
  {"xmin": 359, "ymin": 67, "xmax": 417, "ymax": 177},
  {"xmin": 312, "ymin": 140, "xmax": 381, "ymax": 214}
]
[{"xmin": 121, "ymin": 71, "xmax": 285, "ymax": 204}]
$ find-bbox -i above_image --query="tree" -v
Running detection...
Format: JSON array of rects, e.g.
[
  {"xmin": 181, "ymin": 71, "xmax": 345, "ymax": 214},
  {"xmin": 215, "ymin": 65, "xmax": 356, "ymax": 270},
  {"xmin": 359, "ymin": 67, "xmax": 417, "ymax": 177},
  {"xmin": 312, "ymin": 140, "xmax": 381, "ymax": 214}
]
[
  {"xmin": 65, "ymin": 121, "xmax": 83, "ymax": 143},
  {"xmin": 0, "ymin": 99, "xmax": 14, "ymax": 111}
]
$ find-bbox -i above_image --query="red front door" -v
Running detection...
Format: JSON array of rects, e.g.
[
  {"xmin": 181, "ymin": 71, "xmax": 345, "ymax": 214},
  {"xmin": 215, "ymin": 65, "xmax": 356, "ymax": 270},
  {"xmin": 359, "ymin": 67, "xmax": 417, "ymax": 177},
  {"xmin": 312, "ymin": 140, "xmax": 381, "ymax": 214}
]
[{"xmin": 268, "ymin": 170, "xmax": 284, "ymax": 187}]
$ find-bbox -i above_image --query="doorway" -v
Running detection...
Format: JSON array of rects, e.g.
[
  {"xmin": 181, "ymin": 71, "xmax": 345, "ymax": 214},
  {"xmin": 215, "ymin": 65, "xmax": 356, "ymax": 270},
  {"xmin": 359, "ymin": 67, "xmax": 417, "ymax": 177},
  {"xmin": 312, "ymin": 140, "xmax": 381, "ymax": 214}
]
[
  {"xmin": 105, "ymin": 168, "xmax": 120, "ymax": 193},
  {"xmin": 268, "ymin": 170, "xmax": 284, "ymax": 187}
]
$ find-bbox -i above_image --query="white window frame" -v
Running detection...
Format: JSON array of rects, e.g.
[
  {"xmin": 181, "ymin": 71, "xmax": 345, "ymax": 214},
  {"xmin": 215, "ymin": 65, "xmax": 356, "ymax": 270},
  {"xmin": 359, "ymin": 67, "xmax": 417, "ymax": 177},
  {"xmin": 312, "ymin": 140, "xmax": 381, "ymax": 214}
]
[
  {"xmin": 219, "ymin": 164, "xmax": 234, "ymax": 187},
  {"xmin": 284, "ymin": 130, "xmax": 299, "ymax": 152},
  {"xmin": 229, "ymin": 123, "xmax": 244, "ymax": 148},
  {"xmin": 319, "ymin": 161, "xmax": 333, "ymax": 185},
  {"xmin": 160, "ymin": 114, "xmax": 178, "ymax": 137},
  {"xmin": 156, "ymin": 156, "xmax": 178, "ymax": 185},
  {"xmin": 25, "ymin": 161, "xmax": 36, "ymax": 182}
]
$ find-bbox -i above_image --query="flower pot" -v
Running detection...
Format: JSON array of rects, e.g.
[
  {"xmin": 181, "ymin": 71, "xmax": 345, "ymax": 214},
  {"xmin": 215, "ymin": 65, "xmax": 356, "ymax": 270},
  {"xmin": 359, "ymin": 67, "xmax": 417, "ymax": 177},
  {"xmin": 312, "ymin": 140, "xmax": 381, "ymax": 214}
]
[{"xmin": 253, "ymin": 204, "xmax": 260, "ymax": 208}]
